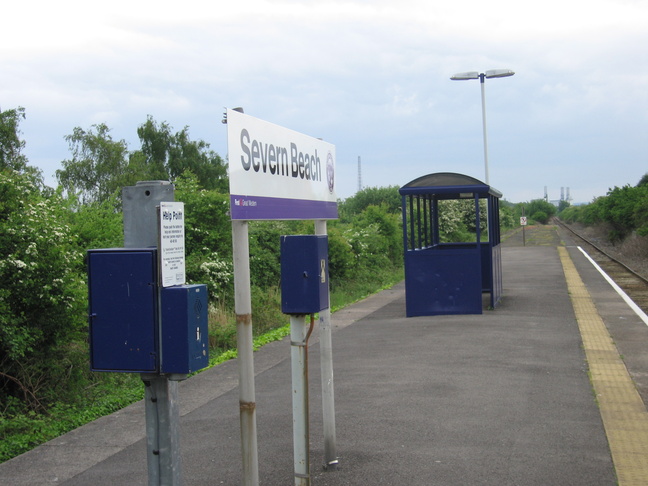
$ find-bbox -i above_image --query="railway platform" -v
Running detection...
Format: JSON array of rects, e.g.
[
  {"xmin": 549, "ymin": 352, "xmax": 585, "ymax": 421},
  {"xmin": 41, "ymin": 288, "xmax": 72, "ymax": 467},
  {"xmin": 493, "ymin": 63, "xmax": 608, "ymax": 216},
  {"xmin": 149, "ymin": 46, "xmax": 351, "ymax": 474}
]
[{"xmin": 2, "ymin": 225, "xmax": 648, "ymax": 485}]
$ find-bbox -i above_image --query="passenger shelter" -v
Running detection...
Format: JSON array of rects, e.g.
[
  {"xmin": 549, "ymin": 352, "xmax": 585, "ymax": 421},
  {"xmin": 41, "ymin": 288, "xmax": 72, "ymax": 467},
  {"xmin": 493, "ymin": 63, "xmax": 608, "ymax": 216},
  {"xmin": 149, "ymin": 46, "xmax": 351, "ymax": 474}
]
[{"xmin": 399, "ymin": 172, "xmax": 503, "ymax": 317}]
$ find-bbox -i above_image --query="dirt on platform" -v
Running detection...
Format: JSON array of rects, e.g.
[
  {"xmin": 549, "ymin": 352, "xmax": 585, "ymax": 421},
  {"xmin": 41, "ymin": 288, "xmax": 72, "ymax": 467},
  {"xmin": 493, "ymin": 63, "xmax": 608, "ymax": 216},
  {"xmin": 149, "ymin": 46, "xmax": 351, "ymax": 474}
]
[
  {"xmin": 501, "ymin": 224, "xmax": 562, "ymax": 247},
  {"xmin": 503, "ymin": 221, "xmax": 648, "ymax": 281}
]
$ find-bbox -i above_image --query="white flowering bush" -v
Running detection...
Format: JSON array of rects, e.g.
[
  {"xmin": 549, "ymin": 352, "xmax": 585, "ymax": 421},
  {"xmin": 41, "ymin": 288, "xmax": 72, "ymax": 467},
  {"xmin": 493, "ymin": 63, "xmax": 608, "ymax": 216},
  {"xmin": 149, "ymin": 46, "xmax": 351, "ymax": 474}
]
[
  {"xmin": 436, "ymin": 199, "xmax": 488, "ymax": 242},
  {"xmin": 0, "ymin": 170, "xmax": 86, "ymax": 409},
  {"xmin": 189, "ymin": 251, "xmax": 234, "ymax": 302},
  {"xmin": 327, "ymin": 226, "xmax": 355, "ymax": 281}
]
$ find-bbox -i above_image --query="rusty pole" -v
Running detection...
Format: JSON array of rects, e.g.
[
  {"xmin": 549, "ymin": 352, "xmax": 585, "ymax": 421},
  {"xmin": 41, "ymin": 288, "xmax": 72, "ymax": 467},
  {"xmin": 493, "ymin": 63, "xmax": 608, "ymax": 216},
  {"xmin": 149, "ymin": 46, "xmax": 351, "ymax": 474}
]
[
  {"xmin": 232, "ymin": 220, "xmax": 259, "ymax": 485},
  {"xmin": 314, "ymin": 220, "xmax": 338, "ymax": 470},
  {"xmin": 290, "ymin": 314, "xmax": 314, "ymax": 485}
]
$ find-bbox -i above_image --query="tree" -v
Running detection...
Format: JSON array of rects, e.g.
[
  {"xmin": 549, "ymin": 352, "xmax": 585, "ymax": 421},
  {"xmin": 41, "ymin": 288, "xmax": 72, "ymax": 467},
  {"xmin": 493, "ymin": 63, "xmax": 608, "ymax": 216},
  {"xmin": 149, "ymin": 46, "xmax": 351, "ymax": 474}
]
[
  {"xmin": 0, "ymin": 107, "xmax": 42, "ymax": 183},
  {"xmin": 637, "ymin": 173, "xmax": 648, "ymax": 187},
  {"xmin": 339, "ymin": 186, "xmax": 401, "ymax": 220},
  {"xmin": 0, "ymin": 107, "xmax": 28, "ymax": 172},
  {"xmin": 524, "ymin": 199, "xmax": 556, "ymax": 223},
  {"xmin": 133, "ymin": 117, "xmax": 170, "ymax": 181},
  {"xmin": 56, "ymin": 124, "xmax": 129, "ymax": 203},
  {"xmin": 558, "ymin": 199, "xmax": 571, "ymax": 213},
  {"xmin": 134, "ymin": 116, "xmax": 228, "ymax": 192}
]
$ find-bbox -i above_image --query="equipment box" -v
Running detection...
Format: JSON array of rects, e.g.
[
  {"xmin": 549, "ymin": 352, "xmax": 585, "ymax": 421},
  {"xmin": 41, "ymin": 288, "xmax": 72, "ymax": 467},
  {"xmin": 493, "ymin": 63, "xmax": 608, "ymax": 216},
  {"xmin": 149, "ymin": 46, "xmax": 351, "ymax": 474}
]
[
  {"xmin": 87, "ymin": 249, "xmax": 209, "ymax": 374},
  {"xmin": 280, "ymin": 235, "xmax": 329, "ymax": 315},
  {"xmin": 87, "ymin": 249, "xmax": 158, "ymax": 372},
  {"xmin": 160, "ymin": 284, "xmax": 209, "ymax": 374}
]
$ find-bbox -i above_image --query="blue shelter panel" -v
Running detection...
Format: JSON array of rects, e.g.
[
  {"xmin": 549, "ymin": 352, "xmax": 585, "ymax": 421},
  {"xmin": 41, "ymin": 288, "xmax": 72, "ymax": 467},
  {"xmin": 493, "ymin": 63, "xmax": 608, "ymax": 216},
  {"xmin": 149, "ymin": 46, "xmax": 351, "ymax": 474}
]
[{"xmin": 404, "ymin": 247, "xmax": 482, "ymax": 316}]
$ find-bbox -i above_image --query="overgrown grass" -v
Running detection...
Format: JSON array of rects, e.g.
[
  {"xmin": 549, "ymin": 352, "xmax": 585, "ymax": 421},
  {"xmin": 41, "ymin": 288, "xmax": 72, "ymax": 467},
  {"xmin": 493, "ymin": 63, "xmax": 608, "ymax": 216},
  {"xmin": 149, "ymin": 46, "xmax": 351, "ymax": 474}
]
[
  {"xmin": 330, "ymin": 266, "xmax": 404, "ymax": 310},
  {"xmin": 1, "ymin": 373, "xmax": 143, "ymax": 463},
  {"xmin": 0, "ymin": 265, "xmax": 404, "ymax": 464}
]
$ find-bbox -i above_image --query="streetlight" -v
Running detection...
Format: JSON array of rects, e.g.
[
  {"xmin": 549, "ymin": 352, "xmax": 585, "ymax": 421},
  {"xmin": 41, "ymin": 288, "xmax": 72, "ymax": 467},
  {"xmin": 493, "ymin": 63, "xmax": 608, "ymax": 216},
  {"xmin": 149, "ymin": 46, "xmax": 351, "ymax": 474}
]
[{"xmin": 450, "ymin": 69, "xmax": 514, "ymax": 185}]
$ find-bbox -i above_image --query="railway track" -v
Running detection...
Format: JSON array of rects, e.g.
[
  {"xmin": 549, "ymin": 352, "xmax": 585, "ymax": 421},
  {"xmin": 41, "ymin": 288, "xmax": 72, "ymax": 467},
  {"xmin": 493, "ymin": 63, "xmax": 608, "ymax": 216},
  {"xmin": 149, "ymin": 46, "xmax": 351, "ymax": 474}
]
[{"xmin": 554, "ymin": 218, "xmax": 648, "ymax": 315}]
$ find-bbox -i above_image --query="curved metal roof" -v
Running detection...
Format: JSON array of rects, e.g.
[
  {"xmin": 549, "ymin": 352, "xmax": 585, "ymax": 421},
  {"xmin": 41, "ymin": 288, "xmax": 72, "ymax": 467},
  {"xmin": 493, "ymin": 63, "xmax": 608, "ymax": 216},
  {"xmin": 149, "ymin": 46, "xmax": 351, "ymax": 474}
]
[{"xmin": 399, "ymin": 172, "xmax": 502, "ymax": 198}]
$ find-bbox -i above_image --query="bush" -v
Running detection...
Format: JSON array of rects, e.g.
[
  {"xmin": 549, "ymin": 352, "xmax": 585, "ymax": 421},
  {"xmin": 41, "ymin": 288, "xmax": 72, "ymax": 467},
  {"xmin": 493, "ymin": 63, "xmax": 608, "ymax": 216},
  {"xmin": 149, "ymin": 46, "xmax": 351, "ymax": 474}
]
[
  {"xmin": 524, "ymin": 199, "xmax": 556, "ymax": 222},
  {"xmin": 327, "ymin": 226, "xmax": 356, "ymax": 281},
  {"xmin": 0, "ymin": 170, "xmax": 86, "ymax": 410},
  {"xmin": 565, "ymin": 183, "xmax": 648, "ymax": 241},
  {"xmin": 499, "ymin": 204, "xmax": 516, "ymax": 229},
  {"xmin": 531, "ymin": 211, "xmax": 549, "ymax": 224}
]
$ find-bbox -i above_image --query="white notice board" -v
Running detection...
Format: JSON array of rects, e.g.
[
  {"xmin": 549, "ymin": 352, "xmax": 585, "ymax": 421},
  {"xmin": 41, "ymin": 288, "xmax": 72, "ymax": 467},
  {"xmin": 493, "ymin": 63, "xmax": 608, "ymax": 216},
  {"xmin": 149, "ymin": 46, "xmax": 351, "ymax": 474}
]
[{"xmin": 159, "ymin": 201, "xmax": 186, "ymax": 287}]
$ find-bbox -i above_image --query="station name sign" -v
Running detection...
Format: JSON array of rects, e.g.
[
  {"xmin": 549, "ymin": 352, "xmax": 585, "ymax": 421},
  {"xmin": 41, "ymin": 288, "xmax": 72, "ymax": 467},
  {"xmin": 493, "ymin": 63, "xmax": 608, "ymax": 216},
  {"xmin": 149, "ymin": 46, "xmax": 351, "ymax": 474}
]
[{"xmin": 226, "ymin": 109, "xmax": 338, "ymax": 220}]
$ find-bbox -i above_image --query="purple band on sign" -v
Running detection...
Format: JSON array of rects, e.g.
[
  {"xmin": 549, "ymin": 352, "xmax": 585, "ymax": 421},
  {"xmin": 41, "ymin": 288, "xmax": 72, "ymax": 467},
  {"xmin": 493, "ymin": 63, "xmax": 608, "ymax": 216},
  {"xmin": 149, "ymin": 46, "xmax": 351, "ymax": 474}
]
[{"xmin": 230, "ymin": 195, "xmax": 338, "ymax": 220}]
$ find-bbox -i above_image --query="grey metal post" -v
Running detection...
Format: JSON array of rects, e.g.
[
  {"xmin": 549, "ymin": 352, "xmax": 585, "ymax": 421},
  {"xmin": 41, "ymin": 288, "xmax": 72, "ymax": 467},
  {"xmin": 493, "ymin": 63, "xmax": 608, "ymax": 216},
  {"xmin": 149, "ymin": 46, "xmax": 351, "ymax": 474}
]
[
  {"xmin": 122, "ymin": 181, "xmax": 181, "ymax": 486},
  {"xmin": 232, "ymin": 220, "xmax": 259, "ymax": 485},
  {"xmin": 290, "ymin": 314, "xmax": 312, "ymax": 485},
  {"xmin": 480, "ymin": 73, "xmax": 490, "ymax": 186},
  {"xmin": 314, "ymin": 220, "xmax": 338, "ymax": 470},
  {"xmin": 141, "ymin": 375, "xmax": 181, "ymax": 485},
  {"xmin": 522, "ymin": 206, "xmax": 526, "ymax": 247}
]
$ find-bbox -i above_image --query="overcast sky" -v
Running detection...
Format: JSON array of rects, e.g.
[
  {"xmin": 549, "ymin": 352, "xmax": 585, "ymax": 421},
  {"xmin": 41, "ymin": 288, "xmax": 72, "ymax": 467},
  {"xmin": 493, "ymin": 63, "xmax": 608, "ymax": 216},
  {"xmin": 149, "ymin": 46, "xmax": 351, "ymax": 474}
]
[{"xmin": 3, "ymin": 0, "xmax": 647, "ymax": 203}]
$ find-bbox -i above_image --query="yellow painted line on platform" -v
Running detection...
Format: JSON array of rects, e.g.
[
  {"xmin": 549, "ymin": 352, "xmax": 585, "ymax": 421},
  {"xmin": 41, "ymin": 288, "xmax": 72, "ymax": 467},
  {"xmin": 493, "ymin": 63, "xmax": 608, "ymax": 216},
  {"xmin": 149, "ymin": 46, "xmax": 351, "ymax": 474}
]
[{"xmin": 558, "ymin": 246, "xmax": 648, "ymax": 486}]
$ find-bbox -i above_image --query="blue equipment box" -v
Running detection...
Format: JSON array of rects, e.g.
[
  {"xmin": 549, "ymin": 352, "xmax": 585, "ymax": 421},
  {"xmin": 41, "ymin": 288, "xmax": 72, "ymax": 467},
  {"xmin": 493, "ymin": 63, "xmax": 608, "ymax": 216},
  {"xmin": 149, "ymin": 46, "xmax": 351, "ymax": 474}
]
[
  {"xmin": 160, "ymin": 284, "xmax": 209, "ymax": 374},
  {"xmin": 280, "ymin": 235, "xmax": 329, "ymax": 314},
  {"xmin": 87, "ymin": 248, "xmax": 158, "ymax": 372},
  {"xmin": 87, "ymin": 249, "xmax": 209, "ymax": 374}
]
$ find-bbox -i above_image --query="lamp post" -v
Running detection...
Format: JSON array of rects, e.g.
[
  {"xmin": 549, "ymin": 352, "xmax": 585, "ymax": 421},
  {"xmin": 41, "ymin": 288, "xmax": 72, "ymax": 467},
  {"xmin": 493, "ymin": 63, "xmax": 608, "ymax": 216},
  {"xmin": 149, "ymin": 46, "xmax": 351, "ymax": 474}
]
[{"xmin": 450, "ymin": 69, "xmax": 514, "ymax": 185}]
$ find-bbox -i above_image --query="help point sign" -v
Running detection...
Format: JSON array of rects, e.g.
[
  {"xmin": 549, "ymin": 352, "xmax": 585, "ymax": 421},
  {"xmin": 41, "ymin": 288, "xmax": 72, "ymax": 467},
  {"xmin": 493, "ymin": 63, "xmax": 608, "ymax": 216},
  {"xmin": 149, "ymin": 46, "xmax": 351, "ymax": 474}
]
[{"xmin": 226, "ymin": 109, "xmax": 338, "ymax": 220}]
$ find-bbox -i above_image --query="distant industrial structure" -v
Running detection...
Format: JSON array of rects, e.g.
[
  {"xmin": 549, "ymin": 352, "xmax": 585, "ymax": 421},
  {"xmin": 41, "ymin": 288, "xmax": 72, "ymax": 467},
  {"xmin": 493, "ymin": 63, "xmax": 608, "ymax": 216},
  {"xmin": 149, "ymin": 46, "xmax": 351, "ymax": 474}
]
[
  {"xmin": 545, "ymin": 186, "xmax": 572, "ymax": 207},
  {"xmin": 357, "ymin": 156, "xmax": 363, "ymax": 192}
]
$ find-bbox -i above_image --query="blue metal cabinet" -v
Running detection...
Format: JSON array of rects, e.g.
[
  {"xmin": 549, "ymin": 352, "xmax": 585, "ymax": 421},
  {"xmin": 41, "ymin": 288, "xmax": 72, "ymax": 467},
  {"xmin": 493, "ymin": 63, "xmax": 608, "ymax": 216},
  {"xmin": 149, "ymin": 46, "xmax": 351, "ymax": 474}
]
[
  {"xmin": 281, "ymin": 235, "xmax": 329, "ymax": 314},
  {"xmin": 87, "ymin": 249, "xmax": 158, "ymax": 372},
  {"xmin": 160, "ymin": 284, "xmax": 209, "ymax": 374}
]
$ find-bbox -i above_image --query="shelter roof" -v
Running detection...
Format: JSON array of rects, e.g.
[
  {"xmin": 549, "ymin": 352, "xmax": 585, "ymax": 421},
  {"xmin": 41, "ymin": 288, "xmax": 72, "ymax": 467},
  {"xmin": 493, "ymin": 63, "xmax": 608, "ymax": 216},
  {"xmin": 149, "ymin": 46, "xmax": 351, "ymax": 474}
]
[{"xmin": 399, "ymin": 172, "xmax": 502, "ymax": 198}]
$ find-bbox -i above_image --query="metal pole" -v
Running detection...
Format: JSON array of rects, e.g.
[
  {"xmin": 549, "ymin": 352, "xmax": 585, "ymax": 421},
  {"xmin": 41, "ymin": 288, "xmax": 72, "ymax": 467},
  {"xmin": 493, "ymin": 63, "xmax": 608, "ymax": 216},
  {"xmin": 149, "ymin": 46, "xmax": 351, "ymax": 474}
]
[
  {"xmin": 232, "ymin": 220, "xmax": 259, "ymax": 486},
  {"xmin": 290, "ymin": 314, "xmax": 312, "ymax": 485},
  {"xmin": 314, "ymin": 220, "xmax": 338, "ymax": 470},
  {"xmin": 480, "ymin": 73, "xmax": 490, "ymax": 185},
  {"xmin": 522, "ymin": 207, "xmax": 526, "ymax": 247},
  {"xmin": 142, "ymin": 376, "xmax": 181, "ymax": 485},
  {"xmin": 122, "ymin": 181, "xmax": 180, "ymax": 486},
  {"xmin": 143, "ymin": 378, "xmax": 160, "ymax": 485}
]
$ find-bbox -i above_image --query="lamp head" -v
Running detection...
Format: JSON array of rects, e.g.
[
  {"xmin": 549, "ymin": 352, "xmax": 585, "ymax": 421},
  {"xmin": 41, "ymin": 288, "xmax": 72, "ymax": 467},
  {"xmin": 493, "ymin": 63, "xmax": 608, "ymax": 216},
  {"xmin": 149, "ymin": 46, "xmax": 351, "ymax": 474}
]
[
  {"xmin": 484, "ymin": 69, "xmax": 515, "ymax": 79},
  {"xmin": 450, "ymin": 71, "xmax": 480, "ymax": 80}
]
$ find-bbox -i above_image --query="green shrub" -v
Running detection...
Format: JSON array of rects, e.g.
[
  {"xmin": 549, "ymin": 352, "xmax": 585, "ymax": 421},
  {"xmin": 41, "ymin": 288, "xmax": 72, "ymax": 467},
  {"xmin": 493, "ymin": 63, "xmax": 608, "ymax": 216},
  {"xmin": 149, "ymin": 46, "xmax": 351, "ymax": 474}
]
[
  {"xmin": 531, "ymin": 211, "xmax": 549, "ymax": 224},
  {"xmin": 0, "ymin": 170, "xmax": 86, "ymax": 410}
]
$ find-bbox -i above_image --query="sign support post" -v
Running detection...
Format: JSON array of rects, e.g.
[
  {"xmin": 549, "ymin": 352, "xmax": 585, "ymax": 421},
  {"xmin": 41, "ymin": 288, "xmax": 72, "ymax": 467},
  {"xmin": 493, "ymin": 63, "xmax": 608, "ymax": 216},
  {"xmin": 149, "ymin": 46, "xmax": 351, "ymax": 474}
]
[
  {"xmin": 315, "ymin": 220, "xmax": 338, "ymax": 470},
  {"xmin": 225, "ymin": 109, "xmax": 338, "ymax": 484},
  {"xmin": 232, "ymin": 220, "xmax": 259, "ymax": 486},
  {"xmin": 122, "ymin": 181, "xmax": 182, "ymax": 486},
  {"xmin": 520, "ymin": 207, "xmax": 527, "ymax": 246},
  {"xmin": 290, "ymin": 314, "xmax": 312, "ymax": 485}
]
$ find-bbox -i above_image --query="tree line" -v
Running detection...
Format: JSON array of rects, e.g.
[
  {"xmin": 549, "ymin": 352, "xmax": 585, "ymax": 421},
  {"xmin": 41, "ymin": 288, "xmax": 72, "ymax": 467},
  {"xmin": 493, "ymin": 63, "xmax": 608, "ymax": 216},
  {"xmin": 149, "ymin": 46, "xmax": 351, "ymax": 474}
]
[{"xmin": 560, "ymin": 174, "xmax": 648, "ymax": 242}]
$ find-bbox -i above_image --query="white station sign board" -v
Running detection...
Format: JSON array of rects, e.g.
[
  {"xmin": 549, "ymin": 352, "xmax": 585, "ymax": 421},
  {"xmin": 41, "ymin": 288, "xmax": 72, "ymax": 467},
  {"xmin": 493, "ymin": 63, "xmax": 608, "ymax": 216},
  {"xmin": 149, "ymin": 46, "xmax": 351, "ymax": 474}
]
[
  {"xmin": 226, "ymin": 109, "xmax": 338, "ymax": 220},
  {"xmin": 159, "ymin": 201, "xmax": 186, "ymax": 287}
]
